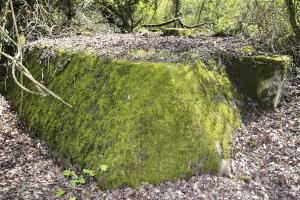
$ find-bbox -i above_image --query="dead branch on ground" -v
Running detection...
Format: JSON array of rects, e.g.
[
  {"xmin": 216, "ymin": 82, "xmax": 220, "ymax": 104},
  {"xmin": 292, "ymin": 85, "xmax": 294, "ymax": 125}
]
[{"xmin": 142, "ymin": 18, "xmax": 214, "ymax": 29}]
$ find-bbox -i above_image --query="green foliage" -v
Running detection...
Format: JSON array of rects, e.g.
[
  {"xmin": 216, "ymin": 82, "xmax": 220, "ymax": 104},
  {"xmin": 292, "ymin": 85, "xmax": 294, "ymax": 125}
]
[
  {"xmin": 142, "ymin": 0, "xmax": 297, "ymax": 41},
  {"xmin": 235, "ymin": 45, "xmax": 256, "ymax": 54},
  {"xmin": 99, "ymin": 165, "xmax": 108, "ymax": 172},
  {"xmin": 63, "ymin": 169, "xmax": 72, "ymax": 177},
  {"xmin": 70, "ymin": 176, "xmax": 86, "ymax": 187},
  {"xmin": 239, "ymin": 175, "xmax": 251, "ymax": 183},
  {"xmin": 63, "ymin": 169, "xmax": 89, "ymax": 187},
  {"xmin": 58, "ymin": 167, "xmax": 96, "ymax": 198},
  {"xmin": 63, "ymin": 169, "xmax": 77, "ymax": 178},
  {"xmin": 95, "ymin": 0, "xmax": 154, "ymax": 32},
  {"xmin": 83, "ymin": 169, "xmax": 96, "ymax": 176},
  {"xmin": 55, "ymin": 188, "xmax": 66, "ymax": 197},
  {"xmin": 3, "ymin": 0, "xmax": 297, "ymax": 42},
  {"xmin": 240, "ymin": 0, "xmax": 291, "ymax": 39}
]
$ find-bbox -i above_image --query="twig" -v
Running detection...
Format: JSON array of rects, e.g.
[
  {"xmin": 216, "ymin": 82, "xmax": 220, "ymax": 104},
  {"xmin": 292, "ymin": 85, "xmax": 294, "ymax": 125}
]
[
  {"xmin": 0, "ymin": 0, "xmax": 72, "ymax": 107},
  {"xmin": 0, "ymin": 50, "xmax": 72, "ymax": 107},
  {"xmin": 9, "ymin": 0, "xmax": 24, "ymax": 113},
  {"xmin": 142, "ymin": 18, "xmax": 181, "ymax": 28},
  {"xmin": 0, "ymin": 28, "xmax": 18, "ymax": 47}
]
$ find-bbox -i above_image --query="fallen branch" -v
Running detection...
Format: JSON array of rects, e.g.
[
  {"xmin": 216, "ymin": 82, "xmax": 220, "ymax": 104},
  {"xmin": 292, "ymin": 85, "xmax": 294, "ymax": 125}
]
[
  {"xmin": 182, "ymin": 22, "xmax": 215, "ymax": 29},
  {"xmin": 142, "ymin": 18, "xmax": 181, "ymax": 28},
  {"xmin": 142, "ymin": 18, "xmax": 214, "ymax": 29},
  {"xmin": 0, "ymin": 50, "xmax": 72, "ymax": 107}
]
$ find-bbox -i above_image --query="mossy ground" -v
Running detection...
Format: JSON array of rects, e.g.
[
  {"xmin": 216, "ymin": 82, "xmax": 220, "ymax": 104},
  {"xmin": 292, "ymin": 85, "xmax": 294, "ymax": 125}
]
[{"xmin": 2, "ymin": 49, "xmax": 241, "ymax": 189}]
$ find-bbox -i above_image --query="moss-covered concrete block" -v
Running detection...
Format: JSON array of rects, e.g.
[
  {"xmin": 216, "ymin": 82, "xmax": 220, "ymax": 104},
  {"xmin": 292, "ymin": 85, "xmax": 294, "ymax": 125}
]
[
  {"xmin": 161, "ymin": 28, "xmax": 189, "ymax": 36},
  {"xmin": 2, "ymin": 49, "xmax": 241, "ymax": 189},
  {"xmin": 225, "ymin": 55, "xmax": 292, "ymax": 109}
]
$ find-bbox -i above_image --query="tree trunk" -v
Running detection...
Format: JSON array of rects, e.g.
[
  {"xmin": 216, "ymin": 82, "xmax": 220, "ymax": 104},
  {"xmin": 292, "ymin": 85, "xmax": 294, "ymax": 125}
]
[
  {"xmin": 173, "ymin": 0, "xmax": 181, "ymax": 27},
  {"xmin": 285, "ymin": 0, "xmax": 300, "ymax": 41}
]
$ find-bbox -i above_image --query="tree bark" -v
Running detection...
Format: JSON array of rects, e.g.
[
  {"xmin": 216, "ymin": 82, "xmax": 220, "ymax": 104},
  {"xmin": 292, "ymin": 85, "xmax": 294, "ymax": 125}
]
[
  {"xmin": 173, "ymin": 0, "xmax": 181, "ymax": 27},
  {"xmin": 285, "ymin": 0, "xmax": 300, "ymax": 41},
  {"xmin": 65, "ymin": 0, "xmax": 76, "ymax": 22}
]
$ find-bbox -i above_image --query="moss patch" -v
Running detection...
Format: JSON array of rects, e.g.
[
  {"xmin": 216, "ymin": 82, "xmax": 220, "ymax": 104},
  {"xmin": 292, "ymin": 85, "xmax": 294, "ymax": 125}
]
[
  {"xmin": 161, "ymin": 28, "xmax": 190, "ymax": 37},
  {"xmin": 235, "ymin": 45, "xmax": 256, "ymax": 54},
  {"xmin": 128, "ymin": 49, "xmax": 201, "ymax": 62},
  {"xmin": 2, "ymin": 49, "xmax": 241, "ymax": 189}
]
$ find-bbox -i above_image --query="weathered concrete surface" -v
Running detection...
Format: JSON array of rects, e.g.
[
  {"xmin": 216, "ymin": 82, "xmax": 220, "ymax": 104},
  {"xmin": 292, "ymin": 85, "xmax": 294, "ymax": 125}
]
[{"xmin": 224, "ymin": 55, "xmax": 292, "ymax": 109}]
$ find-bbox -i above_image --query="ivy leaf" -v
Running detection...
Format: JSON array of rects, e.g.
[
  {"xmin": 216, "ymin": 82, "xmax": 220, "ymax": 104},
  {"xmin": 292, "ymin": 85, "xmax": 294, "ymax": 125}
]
[
  {"xmin": 83, "ymin": 169, "xmax": 96, "ymax": 177},
  {"xmin": 99, "ymin": 165, "xmax": 108, "ymax": 172},
  {"xmin": 69, "ymin": 197, "xmax": 77, "ymax": 200},
  {"xmin": 63, "ymin": 169, "xmax": 71, "ymax": 177},
  {"xmin": 70, "ymin": 180, "xmax": 78, "ymax": 188},
  {"xmin": 70, "ymin": 176, "xmax": 86, "ymax": 188},
  {"xmin": 70, "ymin": 170, "xmax": 77, "ymax": 178},
  {"xmin": 88, "ymin": 170, "xmax": 96, "ymax": 176},
  {"xmin": 78, "ymin": 176, "xmax": 86, "ymax": 184},
  {"xmin": 55, "ymin": 188, "xmax": 65, "ymax": 197}
]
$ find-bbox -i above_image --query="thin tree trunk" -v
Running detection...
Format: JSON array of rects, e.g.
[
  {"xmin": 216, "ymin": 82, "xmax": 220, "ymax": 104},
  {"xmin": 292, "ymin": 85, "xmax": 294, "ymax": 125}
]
[
  {"xmin": 173, "ymin": 0, "xmax": 181, "ymax": 27},
  {"xmin": 195, "ymin": 1, "xmax": 205, "ymax": 24},
  {"xmin": 66, "ymin": 0, "xmax": 76, "ymax": 21},
  {"xmin": 285, "ymin": 0, "xmax": 300, "ymax": 41}
]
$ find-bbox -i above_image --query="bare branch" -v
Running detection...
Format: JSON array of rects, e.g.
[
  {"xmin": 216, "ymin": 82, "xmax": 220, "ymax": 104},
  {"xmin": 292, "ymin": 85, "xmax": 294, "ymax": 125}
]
[{"xmin": 0, "ymin": 50, "xmax": 72, "ymax": 107}]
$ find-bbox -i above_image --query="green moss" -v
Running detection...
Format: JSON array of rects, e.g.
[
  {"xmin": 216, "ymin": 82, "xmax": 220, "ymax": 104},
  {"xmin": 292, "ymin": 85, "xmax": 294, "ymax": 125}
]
[
  {"xmin": 235, "ymin": 45, "xmax": 256, "ymax": 54},
  {"xmin": 3, "ymin": 49, "xmax": 241, "ymax": 189},
  {"xmin": 75, "ymin": 31, "xmax": 94, "ymax": 37},
  {"xmin": 128, "ymin": 49, "xmax": 200, "ymax": 62},
  {"xmin": 239, "ymin": 175, "xmax": 251, "ymax": 183},
  {"xmin": 128, "ymin": 49, "xmax": 166, "ymax": 60}
]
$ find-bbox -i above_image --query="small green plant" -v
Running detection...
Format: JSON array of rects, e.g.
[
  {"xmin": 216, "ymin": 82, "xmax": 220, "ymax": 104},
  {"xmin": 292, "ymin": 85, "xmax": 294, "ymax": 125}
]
[
  {"xmin": 241, "ymin": 45, "xmax": 256, "ymax": 53},
  {"xmin": 83, "ymin": 169, "xmax": 96, "ymax": 176},
  {"xmin": 70, "ymin": 175, "xmax": 86, "ymax": 187},
  {"xmin": 55, "ymin": 168, "xmax": 97, "ymax": 198},
  {"xmin": 63, "ymin": 169, "xmax": 77, "ymax": 178},
  {"xmin": 99, "ymin": 164, "xmax": 108, "ymax": 172},
  {"xmin": 55, "ymin": 188, "xmax": 65, "ymax": 197},
  {"xmin": 56, "ymin": 166, "xmax": 107, "ymax": 197}
]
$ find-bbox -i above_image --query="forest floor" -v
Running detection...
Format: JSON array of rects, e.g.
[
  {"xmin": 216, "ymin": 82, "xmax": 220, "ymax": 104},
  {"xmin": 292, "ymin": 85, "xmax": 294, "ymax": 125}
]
[
  {"xmin": 0, "ymin": 35, "xmax": 299, "ymax": 200},
  {"xmin": 28, "ymin": 33, "xmax": 263, "ymax": 62}
]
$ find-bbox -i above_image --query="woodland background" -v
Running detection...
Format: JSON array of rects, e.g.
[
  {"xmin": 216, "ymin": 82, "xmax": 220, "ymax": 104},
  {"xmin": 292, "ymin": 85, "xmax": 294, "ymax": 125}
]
[{"xmin": 0, "ymin": 0, "xmax": 299, "ymax": 47}]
